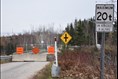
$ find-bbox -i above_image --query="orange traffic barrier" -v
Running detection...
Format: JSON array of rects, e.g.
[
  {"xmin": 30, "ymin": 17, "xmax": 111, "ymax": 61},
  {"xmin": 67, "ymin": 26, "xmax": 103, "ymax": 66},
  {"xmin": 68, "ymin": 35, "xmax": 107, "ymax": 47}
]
[
  {"xmin": 16, "ymin": 47, "xmax": 24, "ymax": 54},
  {"xmin": 32, "ymin": 47, "xmax": 40, "ymax": 54},
  {"xmin": 48, "ymin": 46, "xmax": 55, "ymax": 54}
]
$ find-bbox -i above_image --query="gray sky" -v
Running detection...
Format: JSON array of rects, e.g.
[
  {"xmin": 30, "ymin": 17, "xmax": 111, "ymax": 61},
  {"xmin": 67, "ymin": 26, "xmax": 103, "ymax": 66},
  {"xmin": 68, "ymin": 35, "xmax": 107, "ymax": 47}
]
[{"xmin": 1, "ymin": 0, "xmax": 117, "ymax": 36}]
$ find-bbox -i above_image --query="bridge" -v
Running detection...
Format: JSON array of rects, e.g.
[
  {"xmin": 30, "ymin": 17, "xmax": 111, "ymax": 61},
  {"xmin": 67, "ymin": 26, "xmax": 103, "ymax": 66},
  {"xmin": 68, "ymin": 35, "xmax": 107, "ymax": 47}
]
[{"xmin": 12, "ymin": 52, "xmax": 47, "ymax": 62}]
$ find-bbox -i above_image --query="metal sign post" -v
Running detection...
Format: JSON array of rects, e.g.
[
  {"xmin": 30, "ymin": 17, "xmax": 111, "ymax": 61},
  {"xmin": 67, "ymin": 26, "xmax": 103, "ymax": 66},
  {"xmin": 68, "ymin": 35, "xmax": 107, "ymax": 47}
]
[
  {"xmin": 95, "ymin": 4, "xmax": 114, "ymax": 79},
  {"xmin": 100, "ymin": 23, "xmax": 105, "ymax": 79}
]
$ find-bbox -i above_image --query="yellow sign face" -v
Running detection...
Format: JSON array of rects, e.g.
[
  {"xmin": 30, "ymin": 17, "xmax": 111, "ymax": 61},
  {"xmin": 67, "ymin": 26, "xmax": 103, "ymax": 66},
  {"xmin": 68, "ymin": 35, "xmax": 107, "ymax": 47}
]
[{"xmin": 60, "ymin": 32, "xmax": 72, "ymax": 44}]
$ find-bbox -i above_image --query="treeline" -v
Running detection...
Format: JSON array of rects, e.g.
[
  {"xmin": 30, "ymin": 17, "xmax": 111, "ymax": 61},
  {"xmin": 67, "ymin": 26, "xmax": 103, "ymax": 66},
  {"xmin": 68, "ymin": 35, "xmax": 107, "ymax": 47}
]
[
  {"xmin": 64, "ymin": 18, "xmax": 117, "ymax": 46},
  {"xmin": 0, "ymin": 27, "xmax": 59, "ymax": 55},
  {"xmin": 0, "ymin": 18, "xmax": 117, "ymax": 55},
  {"xmin": 1, "ymin": 33, "xmax": 36, "ymax": 55}
]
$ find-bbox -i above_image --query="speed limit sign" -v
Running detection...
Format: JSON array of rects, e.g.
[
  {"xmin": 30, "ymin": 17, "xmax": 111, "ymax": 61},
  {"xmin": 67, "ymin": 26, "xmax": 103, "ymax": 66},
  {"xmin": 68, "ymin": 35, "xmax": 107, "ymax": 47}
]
[{"xmin": 95, "ymin": 4, "xmax": 114, "ymax": 32}]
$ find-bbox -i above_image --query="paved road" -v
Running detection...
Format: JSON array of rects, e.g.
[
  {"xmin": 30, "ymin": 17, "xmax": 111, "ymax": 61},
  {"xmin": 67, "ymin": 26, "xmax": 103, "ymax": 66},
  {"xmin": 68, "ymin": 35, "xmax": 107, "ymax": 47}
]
[{"xmin": 1, "ymin": 62, "xmax": 49, "ymax": 79}]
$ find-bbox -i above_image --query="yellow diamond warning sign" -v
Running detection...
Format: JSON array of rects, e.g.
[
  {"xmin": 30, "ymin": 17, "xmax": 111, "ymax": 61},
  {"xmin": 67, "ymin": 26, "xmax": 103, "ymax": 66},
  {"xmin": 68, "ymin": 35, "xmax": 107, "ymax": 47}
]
[{"xmin": 60, "ymin": 32, "xmax": 72, "ymax": 44}]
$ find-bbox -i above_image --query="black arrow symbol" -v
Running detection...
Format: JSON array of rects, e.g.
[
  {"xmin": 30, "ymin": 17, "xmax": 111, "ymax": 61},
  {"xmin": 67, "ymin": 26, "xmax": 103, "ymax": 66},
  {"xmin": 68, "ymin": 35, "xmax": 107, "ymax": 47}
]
[{"xmin": 109, "ymin": 15, "xmax": 112, "ymax": 21}]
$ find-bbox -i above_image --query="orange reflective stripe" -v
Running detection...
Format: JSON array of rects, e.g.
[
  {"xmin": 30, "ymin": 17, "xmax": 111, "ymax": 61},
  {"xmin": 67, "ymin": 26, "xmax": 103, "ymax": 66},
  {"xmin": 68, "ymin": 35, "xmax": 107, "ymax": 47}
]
[
  {"xmin": 32, "ymin": 47, "xmax": 40, "ymax": 54},
  {"xmin": 48, "ymin": 46, "xmax": 55, "ymax": 54},
  {"xmin": 16, "ymin": 47, "xmax": 24, "ymax": 54}
]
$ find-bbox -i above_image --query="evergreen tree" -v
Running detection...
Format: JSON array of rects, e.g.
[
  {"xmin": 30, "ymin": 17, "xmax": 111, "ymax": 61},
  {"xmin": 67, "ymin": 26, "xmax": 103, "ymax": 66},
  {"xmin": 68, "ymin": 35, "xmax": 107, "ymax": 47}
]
[
  {"xmin": 69, "ymin": 23, "xmax": 75, "ymax": 45},
  {"xmin": 75, "ymin": 20, "xmax": 85, "ymax": 46}
]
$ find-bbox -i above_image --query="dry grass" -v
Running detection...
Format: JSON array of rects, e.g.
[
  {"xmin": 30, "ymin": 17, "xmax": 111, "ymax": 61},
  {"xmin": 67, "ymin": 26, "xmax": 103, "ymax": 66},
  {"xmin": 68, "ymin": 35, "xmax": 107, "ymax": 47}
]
[
  {"xmin": 0, "ymin": 59, "xmax": 10, "ymax": 64},
  {"xmin": 58, "ymin": 48, "xmax": 116, "ymax": 79},
  {"xmin": 31, "ymin": 46, "xmax": 117, "ymax": 79}
]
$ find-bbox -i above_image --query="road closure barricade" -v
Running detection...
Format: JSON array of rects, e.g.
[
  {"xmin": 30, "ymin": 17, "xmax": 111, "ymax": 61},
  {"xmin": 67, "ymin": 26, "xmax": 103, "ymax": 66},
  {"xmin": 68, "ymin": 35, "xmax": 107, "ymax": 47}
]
[{"xmin": 47, "ymin": 46, "xmax": 55, "ymax": 61}]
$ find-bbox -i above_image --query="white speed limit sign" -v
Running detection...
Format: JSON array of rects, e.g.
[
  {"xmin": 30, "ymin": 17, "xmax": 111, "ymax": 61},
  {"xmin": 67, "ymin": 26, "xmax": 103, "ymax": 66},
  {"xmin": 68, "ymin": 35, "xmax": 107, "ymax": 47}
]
[{"xmin": 95, "ymin": 4, "xmax": 114, "ymax": 23}]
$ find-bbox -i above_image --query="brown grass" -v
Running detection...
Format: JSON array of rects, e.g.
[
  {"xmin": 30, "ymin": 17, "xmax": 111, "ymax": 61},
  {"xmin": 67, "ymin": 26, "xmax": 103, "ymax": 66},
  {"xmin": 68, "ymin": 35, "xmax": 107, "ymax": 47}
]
[
  {"xmin": 31, "ymin": 46, "xmax": 117, "ymax": 79},
  {"xmin": 58, "ymin": 49, "xmax": 116, "ymax": 79}
]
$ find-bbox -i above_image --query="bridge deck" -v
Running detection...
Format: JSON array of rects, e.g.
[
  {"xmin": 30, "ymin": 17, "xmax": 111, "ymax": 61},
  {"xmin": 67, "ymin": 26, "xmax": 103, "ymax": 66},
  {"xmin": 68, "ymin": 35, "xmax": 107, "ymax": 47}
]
[{"xmin": 12, "ymin": 52, "xmax": 47, "ymax": 62}]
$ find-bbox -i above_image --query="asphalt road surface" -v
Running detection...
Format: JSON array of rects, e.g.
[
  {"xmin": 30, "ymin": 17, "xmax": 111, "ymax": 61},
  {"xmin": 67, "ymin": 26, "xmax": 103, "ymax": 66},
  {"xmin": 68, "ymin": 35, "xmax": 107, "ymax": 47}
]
[{"xmin": 1, "ymin": 62, "xmax": 49, "ymax": 79}]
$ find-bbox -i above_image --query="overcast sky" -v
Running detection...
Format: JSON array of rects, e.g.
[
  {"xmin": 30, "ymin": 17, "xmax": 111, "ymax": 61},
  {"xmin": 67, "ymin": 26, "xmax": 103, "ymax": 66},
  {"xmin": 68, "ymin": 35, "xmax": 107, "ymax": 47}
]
[{"xmin": 1, "ymin": 0, "xmax": 117, "ymax": 36}]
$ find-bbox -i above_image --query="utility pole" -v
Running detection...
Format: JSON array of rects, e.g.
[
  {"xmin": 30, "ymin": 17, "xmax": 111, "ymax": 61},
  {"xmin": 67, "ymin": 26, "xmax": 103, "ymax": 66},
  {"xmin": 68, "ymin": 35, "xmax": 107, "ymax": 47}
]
[{"xmin": 25, "ymin": 41, "xmax": 28, "ymax": 53}]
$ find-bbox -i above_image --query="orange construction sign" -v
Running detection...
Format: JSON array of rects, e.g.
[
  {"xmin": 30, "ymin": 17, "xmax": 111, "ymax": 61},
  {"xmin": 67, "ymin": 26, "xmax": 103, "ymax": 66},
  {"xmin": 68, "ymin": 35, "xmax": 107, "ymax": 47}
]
[
  {"xmin": 16, "ymin": 47, "xmax": 24, "ymax": 54},
  {"xmin": 32, "ymin": 47, "xmax": 40, "ymax": 54},
  {"xmin": 48, "ymin": 46, "xmax": 55, "ymax": 54}
]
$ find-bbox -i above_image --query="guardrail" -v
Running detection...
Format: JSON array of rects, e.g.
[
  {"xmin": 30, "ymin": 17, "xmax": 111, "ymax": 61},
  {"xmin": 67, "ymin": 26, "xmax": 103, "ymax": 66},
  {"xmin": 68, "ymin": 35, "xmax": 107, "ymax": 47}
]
[{"xmin": 0, "ymin": 56, "xmax": 12, "ymax": 63}]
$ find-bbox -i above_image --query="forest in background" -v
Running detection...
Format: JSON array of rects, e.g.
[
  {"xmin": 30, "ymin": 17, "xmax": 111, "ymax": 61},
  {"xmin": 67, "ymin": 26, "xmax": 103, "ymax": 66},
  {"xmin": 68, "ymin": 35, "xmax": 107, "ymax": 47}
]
[{"xmin": 0, "ymin": 18, "xmax": 117, "ymax": 55}]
